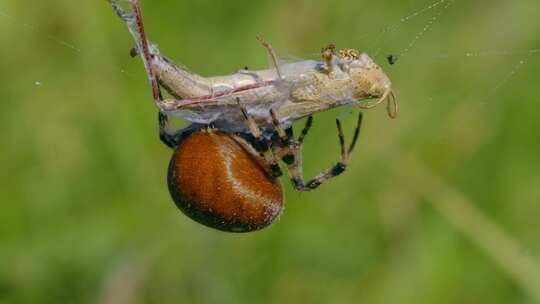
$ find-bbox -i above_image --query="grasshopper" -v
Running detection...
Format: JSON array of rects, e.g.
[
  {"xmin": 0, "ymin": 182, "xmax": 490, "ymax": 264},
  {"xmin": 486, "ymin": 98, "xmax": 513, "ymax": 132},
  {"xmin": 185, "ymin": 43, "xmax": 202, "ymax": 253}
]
[{"xmin": 110, "ymin": 0, "xmax": 397, "ymax": 133}]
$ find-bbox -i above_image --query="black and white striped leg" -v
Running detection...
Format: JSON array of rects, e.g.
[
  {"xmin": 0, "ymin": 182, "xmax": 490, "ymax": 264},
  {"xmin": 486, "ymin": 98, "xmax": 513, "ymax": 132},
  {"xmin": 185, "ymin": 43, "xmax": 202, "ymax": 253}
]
[
  {"xmin": 237, "ymin": 100, "xmax": 282, "ymax": 178},
  {"xmin": 290, "ymin": 112, "xmax": 363, "ymax": 192},
  {"xmin": 268, "ymin": 113, "xmax": 311, "ymax": 189},
  {"xmin": 269, "ymin": 109, "xmax": 296, "ymax": 167},
  {"xmin": 297, "ymin": 116, "xmax": 313, "ymax": 144}
]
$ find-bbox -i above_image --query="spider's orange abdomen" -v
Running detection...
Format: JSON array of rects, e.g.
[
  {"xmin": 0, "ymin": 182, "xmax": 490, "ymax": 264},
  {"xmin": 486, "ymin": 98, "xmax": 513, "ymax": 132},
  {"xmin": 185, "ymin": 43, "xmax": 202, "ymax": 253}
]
[{"xmin": 167, "ymin": 130, "xmax": 283, "ymax": 232}]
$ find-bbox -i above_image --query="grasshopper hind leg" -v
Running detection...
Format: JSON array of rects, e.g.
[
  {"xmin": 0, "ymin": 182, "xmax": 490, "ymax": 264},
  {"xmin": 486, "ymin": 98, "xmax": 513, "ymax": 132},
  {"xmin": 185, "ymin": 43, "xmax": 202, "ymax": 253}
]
[
  {"xmin": 110, "ymin": 0, "xmax": 211, "ymax": 105},
  {"xmin": 110, "ymin": 0, "xmax": 163, "ymax": 107}
]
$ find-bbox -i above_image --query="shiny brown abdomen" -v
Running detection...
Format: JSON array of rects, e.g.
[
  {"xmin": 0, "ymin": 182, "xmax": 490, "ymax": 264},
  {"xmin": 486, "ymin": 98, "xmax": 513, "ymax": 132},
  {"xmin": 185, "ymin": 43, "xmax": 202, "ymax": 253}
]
[{"xmin": 167, "ymin": 130, "xmax": 283, "ymax": 232}]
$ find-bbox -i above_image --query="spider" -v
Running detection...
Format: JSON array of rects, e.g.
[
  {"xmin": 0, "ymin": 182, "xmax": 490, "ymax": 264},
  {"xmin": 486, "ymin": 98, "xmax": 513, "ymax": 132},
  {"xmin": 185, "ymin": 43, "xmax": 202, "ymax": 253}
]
[
  {"xmin": 160, "ymin": 102, "xmax": 362, "ymax": 232},
  {"xmin": 110, "ymin": 0, "xmax": 375, "ymax": 232}
]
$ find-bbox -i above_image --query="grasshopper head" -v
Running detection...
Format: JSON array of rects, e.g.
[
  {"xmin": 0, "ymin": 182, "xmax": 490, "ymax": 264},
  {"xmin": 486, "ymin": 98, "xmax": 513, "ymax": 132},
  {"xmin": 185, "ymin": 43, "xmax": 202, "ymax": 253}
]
[{"xmin": 338, "ymin": 49, "xmax": 397, "ymax": 118}]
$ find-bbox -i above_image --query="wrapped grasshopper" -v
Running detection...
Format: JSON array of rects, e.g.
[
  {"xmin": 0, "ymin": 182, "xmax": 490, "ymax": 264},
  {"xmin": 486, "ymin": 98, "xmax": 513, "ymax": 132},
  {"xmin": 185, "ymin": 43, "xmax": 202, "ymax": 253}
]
[
  {"xmin": 110, "ymin": 0, "xmax": 397, "ymax": 133},
  {"xmin": 109, "ymin": 0, "xmax": 402, "ymax": 219}
]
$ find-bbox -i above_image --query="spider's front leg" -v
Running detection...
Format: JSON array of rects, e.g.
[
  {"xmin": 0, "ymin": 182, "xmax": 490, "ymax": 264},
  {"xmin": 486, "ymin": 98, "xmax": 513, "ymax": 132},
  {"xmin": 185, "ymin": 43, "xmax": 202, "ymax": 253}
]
[
  {"xmin": 269, "ymin": 111, "xmax": 362, "ymax": 192},
  {"xmin": 237, "ymin": 99, "xmax": 283, "ymax": 178}
]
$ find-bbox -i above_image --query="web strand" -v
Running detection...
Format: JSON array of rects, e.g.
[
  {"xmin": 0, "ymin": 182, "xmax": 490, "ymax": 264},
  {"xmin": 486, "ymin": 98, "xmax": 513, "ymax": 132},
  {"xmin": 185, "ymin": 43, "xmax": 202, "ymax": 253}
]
[
  {"xmin": 0, "ymin": 7, "xmax": 134, "ymax": 79},
  {"xmin": 479, "ymin": 55, "xmax": 531, "ymax": 105},
  {"xmin": 433, "ymin": 49, "xmax": 540, "ymax": 60},
  {"xmin": 370, "ymin": 0, "xmax": 451, "ymax": 58},
  {"xmin": 398, "ymin": 0, "xmax": 454, "ymax": 59}
]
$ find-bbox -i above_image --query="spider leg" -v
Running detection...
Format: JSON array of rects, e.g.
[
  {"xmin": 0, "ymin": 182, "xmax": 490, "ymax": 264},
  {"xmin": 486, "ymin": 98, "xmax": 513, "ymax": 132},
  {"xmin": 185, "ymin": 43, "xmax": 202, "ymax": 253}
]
[
  {"xmin": 237, "ymin": 99, "xmax": 282, "ymax": 178},
  {"xmin": 297, "ymin": 116, "xmax": 313, "ymax": 144},
  {"xmin": 269, "ymin": 109, "xmax": 296, "ymax": 166},
  {"xmin": 282, "ymin": 112, "xmax": 363, "ymax": 192},
  {"xmin": 267, "ymin": 113, "xmax": 312, "ymax": 189}
]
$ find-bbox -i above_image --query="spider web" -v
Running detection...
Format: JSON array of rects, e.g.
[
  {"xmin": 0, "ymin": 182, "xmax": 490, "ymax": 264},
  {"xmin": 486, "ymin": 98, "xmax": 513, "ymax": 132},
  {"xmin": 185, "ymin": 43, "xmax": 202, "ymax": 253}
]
[
  {"xmin": 0, "ymin": 7, "xmax": 136, "ymax": 87},
  {"xmin": 375, "ymin": 0, "xmax": 537, "ymax": 102}
]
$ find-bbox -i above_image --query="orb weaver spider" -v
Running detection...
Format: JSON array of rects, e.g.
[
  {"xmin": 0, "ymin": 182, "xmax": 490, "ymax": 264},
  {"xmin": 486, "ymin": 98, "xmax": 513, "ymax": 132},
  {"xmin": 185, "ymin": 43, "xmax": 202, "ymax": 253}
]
[{"xmin": 110, "ymin": 0, "xmax": 394, "ymax": 232}]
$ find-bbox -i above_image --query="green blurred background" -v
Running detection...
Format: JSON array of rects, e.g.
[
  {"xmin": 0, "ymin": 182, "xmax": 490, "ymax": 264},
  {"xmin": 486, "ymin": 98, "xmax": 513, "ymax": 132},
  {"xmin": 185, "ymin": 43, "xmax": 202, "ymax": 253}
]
[{"xmin": 1, "ymin": 0, "xmax": 540, "ymax": 303}]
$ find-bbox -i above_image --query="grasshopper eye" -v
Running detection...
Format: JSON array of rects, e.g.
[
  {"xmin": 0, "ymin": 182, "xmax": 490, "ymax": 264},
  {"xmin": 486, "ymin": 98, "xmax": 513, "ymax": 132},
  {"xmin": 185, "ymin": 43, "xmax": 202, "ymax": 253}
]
[{"xmin": 167, "ymin": 130, "xmax": 283, "ymax": 232}]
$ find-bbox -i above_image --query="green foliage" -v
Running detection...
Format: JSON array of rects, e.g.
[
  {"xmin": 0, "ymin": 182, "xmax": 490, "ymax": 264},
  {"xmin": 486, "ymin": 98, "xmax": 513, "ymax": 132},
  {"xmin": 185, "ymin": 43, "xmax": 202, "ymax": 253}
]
[{"xmin": 1, "ymin": 0, "xmax": 539, "ymax": 303}]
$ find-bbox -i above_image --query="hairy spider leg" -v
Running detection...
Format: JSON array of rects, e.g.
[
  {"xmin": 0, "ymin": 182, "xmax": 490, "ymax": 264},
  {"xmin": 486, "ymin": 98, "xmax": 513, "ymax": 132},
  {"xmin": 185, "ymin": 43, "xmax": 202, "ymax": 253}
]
[
  {"xmin": 297, "ymin": 116, "xmax": 313, "ymax": 144},
  {"xmin": 237, "ymin": 99, "xmax": 283, "ymax": 178},
  {"xmin": 270, "ymin": 111, "xmax": 363, "ymax": 191},
  {"xmin": 267, "ymin": 115, "xmax": 308, "ymax": 188},
  {"xmin": 269, "ymin": 109, "xmax": 295, "ymax": 167}
]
